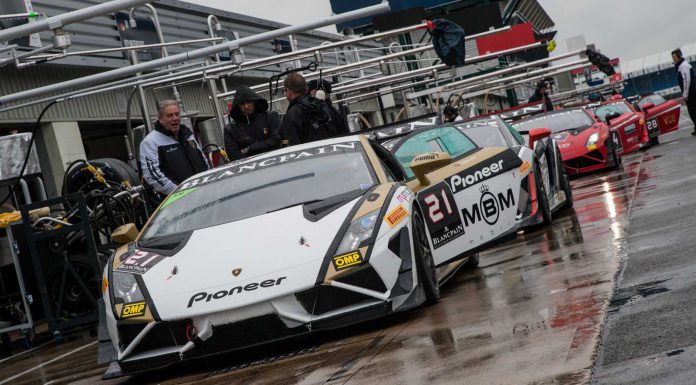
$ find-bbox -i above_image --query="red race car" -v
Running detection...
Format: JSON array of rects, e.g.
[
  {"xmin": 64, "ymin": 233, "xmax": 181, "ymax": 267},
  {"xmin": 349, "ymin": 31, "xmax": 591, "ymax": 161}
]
[
  {"xmin": 590, "ymin": 99, "xmax": 648, "ymax": 155},
  {"xmin": 512, "ymin": 108, "xmax": 621, "ymax": 176},
  {"xmin": 636, "ymin": 94, "xmax": 681, "ymax": 144}
]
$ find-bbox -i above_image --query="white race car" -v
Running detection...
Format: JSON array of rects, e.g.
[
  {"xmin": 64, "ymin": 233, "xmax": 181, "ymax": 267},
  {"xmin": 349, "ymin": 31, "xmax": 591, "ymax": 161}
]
[{"xmin": 101, "ymin": 129, "xmax": 530, "ymax": 377}]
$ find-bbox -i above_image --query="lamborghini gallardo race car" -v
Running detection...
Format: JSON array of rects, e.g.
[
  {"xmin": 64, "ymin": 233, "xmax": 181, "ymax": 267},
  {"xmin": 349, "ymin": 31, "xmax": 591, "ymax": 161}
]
[
  {"xmin": 101, "ymin": 132, "xmax": 529, "ymax": 377},
  {"xmin": 590, "ymin": 99, "xmax": 649, "ymax": 155},
  {"xmin": 636, "ymin": 94, "xmax": 681, "ymax": 144},
  {"xmin": 454, "ymin": 115, "xmax": 573, "ymax": 229},
  {"xmin": 512, "ymin": 108, "xmax": 621, "ymax": 176}
]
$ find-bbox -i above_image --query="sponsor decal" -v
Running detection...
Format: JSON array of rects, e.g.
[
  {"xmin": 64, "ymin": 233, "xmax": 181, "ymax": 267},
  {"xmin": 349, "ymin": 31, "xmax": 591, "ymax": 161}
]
[
  {"xmin": 624, "ymin": 123, "xmax": 636, "ymax": 133},
  {"xmin": 418, "ymin": 184, "xmax": 463, "ymax": 249},
  {"xmin": 414, "ymin": 153, "xmax": 438, "ymax": 161},
  {"xmin": 299, "ymin": 236, "xmax": 310, "ymax": 247},
  {"xmin": 120, "ymin": 301, "xmax": 146, "ymax": 318},
  {"xmin": 331, "ymin": 251, "xmax": 365, "ymax": 270},
  {"xmin": 101, "ymin": 276, "xmax": 108, "ymax": 295},
  {"xmin": 448, "ymin": 149, "xmax": 521, "ymax": 194},
  {"xmin": 161, "ymin": 187, "xmax": 197, "ymax": 209},
  {"xmin": 461, "ymin": 185, "xmax": 516, "ymax": 227},
  {"xmin": 179, "ymin": 142, "xmax": 359, "ymax": 190},
  {"xmin": 167, "ymin": 265, "xmax": 178, "ymax": 281},
  {"xmin": 116, "ymin": 250, "xmax": 165, "ymax": 275},
  {"xmin": 519, "ymin": 161, "xmax": 531, "ymax": 174},
  {"xmin": 385, "ymin": 205, "xmax": 408, "ymax": 227},
  {"xmin": 396, "ymin": 190, "xmax": 412, "ymax": 204},
  {"xmin": 187, "ymin": 276, "xmax": 286, "ymax": 308},
  {"xmin": 662, "ymin": 114, "xmax": 677, "ymax": 126}
]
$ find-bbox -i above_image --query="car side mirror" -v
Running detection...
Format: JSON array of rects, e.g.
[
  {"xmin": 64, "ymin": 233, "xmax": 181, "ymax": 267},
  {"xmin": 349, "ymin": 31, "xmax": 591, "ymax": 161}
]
[
  {"xmin": 641, "ymin": 102, "xmax": 655, "ymax": 111},
  {"xmin": 605, "ymin": 111, "xmax": 621, "ymax": 125},
  {"xmin": 112, "ymin": 223, "xmax": 138, "ymax": 244},
  {"xmin": 410, "ymin": 152, "xmax": 452, "ymax": 186},
  {"xmin": 528, "ymin": 127, "xmax": 552, "ymax": 148}
]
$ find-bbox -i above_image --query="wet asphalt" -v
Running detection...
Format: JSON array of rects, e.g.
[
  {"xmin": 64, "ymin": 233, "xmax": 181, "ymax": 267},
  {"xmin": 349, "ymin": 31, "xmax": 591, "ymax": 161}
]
[
  {"xmin": 591, "ymin": 116, "xmax": 696, "ymax": 385},
  {"xmin": 0, "ymin": 115, "xmax": 693, "ymax": 384}
]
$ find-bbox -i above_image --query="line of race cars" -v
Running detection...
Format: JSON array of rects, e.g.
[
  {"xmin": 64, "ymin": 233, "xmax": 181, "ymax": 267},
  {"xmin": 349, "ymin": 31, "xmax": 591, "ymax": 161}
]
[{"xmin": 99, "ymin": 93, "xmax": 680, "ymax": 378}]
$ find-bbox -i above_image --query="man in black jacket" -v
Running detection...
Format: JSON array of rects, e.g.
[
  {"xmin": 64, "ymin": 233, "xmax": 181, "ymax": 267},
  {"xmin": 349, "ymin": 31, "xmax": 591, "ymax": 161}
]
[
  {"xmin": 281, "ymin": 73, "xmax": 331, "ymax": 146},
  {"xmin": 528, "ymin": 81, "xmax": 554, "ymax": 112},
  {"xmin": 224, "ymin": 86, "xmax": 281, "ymax": 160},
  {"xmin": 307, "ymin": 79, "xmax": 350, "ymax": 136},
  {"xmin": 140, "ymin": 100, "xmax": 209, "ymax": 197}
]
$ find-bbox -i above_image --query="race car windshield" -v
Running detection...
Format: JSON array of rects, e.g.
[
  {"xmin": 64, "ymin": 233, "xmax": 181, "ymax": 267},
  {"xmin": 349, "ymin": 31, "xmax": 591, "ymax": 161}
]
[
  {"xmin": 455, "ymin": 120, "xmax": 508, "ymax": 147},
  {"xmin": 140, "ymin": 147, "xmax": 375, "ymax": 241},
  {"xmin": 593, "ymin": 103, "xmax": 632, "ymax": 123},
  {"xmin": 638, "ymin": 94, "xmax": 666, "ymax": 108},
  {"xmin": 513, "ymin": 109, "xmax": 594, "ymax": 134}
]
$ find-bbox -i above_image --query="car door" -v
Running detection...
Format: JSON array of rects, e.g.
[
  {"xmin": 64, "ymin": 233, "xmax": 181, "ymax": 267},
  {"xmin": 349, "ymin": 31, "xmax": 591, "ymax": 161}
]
[
  {"xmin": 640, "ymin": 95, "xmax": 681, "ymax": 135},
  {"xmin": 392, "ymin": 127, "xmax": 524, "ymax": 266}
]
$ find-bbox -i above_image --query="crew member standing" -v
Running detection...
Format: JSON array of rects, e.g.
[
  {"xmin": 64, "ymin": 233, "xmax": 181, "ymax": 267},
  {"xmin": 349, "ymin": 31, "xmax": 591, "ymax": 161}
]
[
  {"xmin": 672, "ymin": 48, "xmax": 696, "ymax": 135},
  {"xmin": 528, "ymin": 81, "xmax": 554, "ymax": 112},
  {"xmin": 281, "ymin": 73, "xmax": 330, "ymax": 146},
  {"xmin": 224, "ymin": 86, "xmax": 281, "ymax": 160},
  {"xmin": 140, "ymin": 100, "xmax": 209, "ymax": 198},
  {"xmin": 307, "ymin": 79, "xmax": 350, "ymax": 136}
]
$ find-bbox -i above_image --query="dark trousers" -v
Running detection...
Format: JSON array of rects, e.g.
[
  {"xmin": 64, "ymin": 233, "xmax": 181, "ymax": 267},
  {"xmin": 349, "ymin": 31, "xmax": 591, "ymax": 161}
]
[{"xmin": 687, "ymin": 96, "xmax": 696, "ymax": 132}]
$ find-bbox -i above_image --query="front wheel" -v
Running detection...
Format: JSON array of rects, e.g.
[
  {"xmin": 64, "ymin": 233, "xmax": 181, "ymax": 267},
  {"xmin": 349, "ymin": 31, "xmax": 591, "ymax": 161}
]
[
  {"xmin": 534, "ymin": 166, "xmax": 552, "ymax": 225},
  {"xmin": 413, "ymin": 211, "xmax": 440, "ymax": 305}
]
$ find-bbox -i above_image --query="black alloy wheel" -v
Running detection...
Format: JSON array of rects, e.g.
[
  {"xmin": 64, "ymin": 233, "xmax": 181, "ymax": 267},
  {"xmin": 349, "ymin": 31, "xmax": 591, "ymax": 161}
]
[
  {"xmin": 535, "ymin": 165, "xmax": 553, "ymax": 225},
  {"xmin": 413, "ymin": 211, "xmax": 440, "ymax": 304}
]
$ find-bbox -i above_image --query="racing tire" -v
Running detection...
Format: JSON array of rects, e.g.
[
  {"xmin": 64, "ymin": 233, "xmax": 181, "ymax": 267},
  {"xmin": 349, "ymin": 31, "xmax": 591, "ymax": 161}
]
[
  {"xmin": 413, "ymin": 211, "xmax": 440, "ymax": 305},
  {"xmin": 534, "ymin": 166, "xmax": 552, "ymax": 225},
  {"xmin": 560, "ymin": 162, "xmax": 574, "ymax": 210},
  {"xmin": 464, "ymin": 253, "xmax": 479, "ymax": 269},
  {"xmin": 608, "ymin": 143, "xmax": 622, "ymax": 170},
  {"xmin": 650, "ymin": 136, "xmax": 660, "ymax": 145}
]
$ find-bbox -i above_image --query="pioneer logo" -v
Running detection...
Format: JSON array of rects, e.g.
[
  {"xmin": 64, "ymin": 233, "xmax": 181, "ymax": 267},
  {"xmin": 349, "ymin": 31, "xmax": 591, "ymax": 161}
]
[
  {"xmin": 187, "ymin": 276, "xmax": 286, "ymax": 308},
  {"xmin": 461, "ymin": 186, "xmax": 516, "ymax": 226},
  {"xmin": 450, "ymin": 160, "xmax": 504, "ymax": 193}
]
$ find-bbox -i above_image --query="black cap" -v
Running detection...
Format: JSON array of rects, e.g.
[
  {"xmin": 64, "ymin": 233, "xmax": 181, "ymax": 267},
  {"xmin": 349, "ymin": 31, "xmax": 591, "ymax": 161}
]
[{"xmin": 307, "ymin": 79, "xmax": 332, "ymax": 94}]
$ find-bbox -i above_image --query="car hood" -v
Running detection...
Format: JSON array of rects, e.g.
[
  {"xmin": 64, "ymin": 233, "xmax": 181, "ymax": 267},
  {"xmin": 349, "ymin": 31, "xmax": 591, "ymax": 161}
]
[
  {"xmin": 552, "ymin": 125, "xmax": 598, "ymax": 149},
  {"xmin": 136, "ymin": 197, "xmax": 361, "ymax": 319}
]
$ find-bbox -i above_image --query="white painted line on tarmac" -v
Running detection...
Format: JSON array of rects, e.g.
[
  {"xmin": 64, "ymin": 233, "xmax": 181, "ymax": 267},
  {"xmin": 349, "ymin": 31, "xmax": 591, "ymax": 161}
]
[
  {"xmin": 0, "ymin": 340, "xmax": 97, "ymax": 385},
  {"xmin": 0, "ymin": 340, "xmax": 53, "ymax": 366}
]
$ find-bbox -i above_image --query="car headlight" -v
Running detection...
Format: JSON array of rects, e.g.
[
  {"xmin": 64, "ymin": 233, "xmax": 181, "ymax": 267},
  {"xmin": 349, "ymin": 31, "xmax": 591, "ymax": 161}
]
[
  {"xmin": 335, "ymin": 209, "xmax": 380, "ymax": 255},
  {"xmin": 112, "ymin": 271, "xmax": 145, "ymax": 304},
  {"xmin": 586, "ymin": 132, "xmax": 600, "ymax": 149}
]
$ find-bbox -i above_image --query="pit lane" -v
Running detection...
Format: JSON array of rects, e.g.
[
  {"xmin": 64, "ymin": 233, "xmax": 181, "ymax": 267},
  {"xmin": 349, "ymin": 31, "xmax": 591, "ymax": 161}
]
[{"xmin": 2, "ymin": 120, "xmax": 692, "ymax": 385}]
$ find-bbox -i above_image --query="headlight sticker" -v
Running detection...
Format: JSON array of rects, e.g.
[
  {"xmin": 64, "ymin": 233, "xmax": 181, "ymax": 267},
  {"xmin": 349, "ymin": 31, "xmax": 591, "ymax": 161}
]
[
  {"xmin": 120, "ymin": 301, "xmax": 146, "ymax": 318},
  {"xmin": 332, "ymin": 251, "xmax": 365, "ymax": 271},
  {"xmin": 384, "ymin": 204, "xmax": 408, "ymax": 228}
]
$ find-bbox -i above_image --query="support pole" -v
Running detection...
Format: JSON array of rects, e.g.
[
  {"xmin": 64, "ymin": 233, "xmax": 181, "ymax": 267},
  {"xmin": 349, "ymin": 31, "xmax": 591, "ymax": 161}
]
[{"xmin": 0, "ymin": 2, "xmax": 391, "ymax": 105}]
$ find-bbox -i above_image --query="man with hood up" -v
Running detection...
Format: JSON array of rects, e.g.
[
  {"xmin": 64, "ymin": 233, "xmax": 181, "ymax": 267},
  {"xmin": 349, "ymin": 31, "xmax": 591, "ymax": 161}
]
[
  {"xmin": 528, "ymin": 80, "xmax": 554, "ymax": 112},
  {"xmin": 224, "ymin": 85, "xmax": 282, "ymax": 160}
]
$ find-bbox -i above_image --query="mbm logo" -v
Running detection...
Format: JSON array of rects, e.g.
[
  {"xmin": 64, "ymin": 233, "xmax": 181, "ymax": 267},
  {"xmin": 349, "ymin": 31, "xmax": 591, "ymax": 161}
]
[{"xmin": 461, "ymin": 185, "xmax": 516, "ymax": 226}]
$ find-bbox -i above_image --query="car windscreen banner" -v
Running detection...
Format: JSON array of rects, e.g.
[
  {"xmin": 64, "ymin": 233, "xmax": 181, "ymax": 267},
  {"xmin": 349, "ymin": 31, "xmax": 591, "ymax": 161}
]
[
  {"xmin": 0, "ymin": 0, "xmax": 40, "ymax": 48},
  {"xmin": 114, "ymin": 11, "xmax": 162, "ymax": 62}
]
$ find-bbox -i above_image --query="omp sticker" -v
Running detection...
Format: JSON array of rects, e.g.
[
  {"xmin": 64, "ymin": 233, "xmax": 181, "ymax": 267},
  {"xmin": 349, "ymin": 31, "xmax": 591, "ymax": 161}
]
[
  {"xmin": 331, "ymin": 251, "xmax": 364, "ymax": 271},
  {"xmin": 161, "ymin": 187, "xmax": 198, "ymax": 209},
  {"xmin": 396, "ymin": 190, "xmax": 412, "ymax": 204},
  {"xmin": 116, "ymin": 250, "xmax": 165, "ymax": 275},
  {"xmin": 519, "ymin": 161, "xmax": 531, "ymax": 174},
  {"xmin": 385, "ymin": 205, "xmax": 408, "ymax": 227},
  {"xmin": 120, "ymin": 302, "xmax": 146, "ymax": 318}
]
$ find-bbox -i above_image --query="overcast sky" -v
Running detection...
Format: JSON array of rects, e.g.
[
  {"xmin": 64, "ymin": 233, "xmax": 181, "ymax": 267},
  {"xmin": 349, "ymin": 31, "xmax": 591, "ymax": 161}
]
[{"xmin": 186, "ymin": 0, "xmax": 696, "ymax": 62}]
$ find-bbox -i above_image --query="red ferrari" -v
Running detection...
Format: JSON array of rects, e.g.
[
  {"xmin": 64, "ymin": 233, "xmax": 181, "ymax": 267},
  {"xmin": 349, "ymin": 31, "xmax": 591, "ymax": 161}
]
[
  {"xmin": 590, "ymin": 100, "xmax": 648, "ymax": 155},
  {"xmin": 636, "ymin": 94, "xmax": 681, "ymax": 144},
  {"xmin": 512, "ymin": 108, "xmax": 621, "ymax": 176}
]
